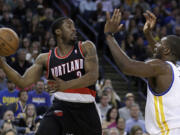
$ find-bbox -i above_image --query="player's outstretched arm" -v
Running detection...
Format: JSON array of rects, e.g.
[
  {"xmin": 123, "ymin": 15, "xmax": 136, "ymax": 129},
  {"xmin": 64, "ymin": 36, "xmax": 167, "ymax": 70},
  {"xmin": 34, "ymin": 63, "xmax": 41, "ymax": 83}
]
[
  {"xmin": 0, "ymin": 53, "xmax": 47, "ymax": 88},
  {"xmin": 104, "ymin": 9, "xmax": 167, "ymax": 78},
  {"xmin": 143, "ymin": 10, "xmax": 157, "ymax": 51}
]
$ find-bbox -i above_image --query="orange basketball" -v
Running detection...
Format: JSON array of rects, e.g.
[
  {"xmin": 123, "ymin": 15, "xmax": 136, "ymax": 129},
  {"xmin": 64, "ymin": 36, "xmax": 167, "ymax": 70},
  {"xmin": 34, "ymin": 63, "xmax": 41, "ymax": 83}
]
[{"xmin": 0, "ymin": 28, "xmax": 19, "ymax": 56}]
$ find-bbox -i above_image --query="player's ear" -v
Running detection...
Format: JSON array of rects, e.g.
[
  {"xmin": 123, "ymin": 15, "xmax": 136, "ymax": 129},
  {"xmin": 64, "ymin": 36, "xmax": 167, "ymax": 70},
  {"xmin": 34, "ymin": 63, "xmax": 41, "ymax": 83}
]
[
  {"xmin": 55, "ymin": 29, "xmax": 62, "ymax": 36},
  {"xmin": 163, "ymin": 46, "xmax": 171, "ymax": 55}
]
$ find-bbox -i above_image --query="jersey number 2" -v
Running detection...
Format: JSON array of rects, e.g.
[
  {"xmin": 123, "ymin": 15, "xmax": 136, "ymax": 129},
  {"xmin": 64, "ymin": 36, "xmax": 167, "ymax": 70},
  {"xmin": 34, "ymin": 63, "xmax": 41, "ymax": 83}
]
[{"xmin": 76, "ymin": 71, "xmax": 82, "ymax": 77}]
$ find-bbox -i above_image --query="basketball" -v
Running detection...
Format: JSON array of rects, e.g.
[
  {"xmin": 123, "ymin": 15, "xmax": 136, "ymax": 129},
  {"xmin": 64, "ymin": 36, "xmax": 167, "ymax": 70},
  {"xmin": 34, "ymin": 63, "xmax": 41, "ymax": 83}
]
[{"xmin": 0, "ymin": 28, "xmax": 19, "ymax": 56}]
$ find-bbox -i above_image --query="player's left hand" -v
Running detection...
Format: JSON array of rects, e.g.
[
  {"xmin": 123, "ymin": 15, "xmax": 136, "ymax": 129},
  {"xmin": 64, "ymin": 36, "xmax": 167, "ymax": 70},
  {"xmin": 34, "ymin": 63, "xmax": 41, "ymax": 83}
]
[
  {"xmin": 104, "ymin": 9, "xmax": 123, "ymax": 34},
  {"xmin": 143, "ymin": 10, "xmax": 156, "ymax": 34},
  {"xmin": 47, "ymin": 76, "xmax": 67, "ymax": 93}
]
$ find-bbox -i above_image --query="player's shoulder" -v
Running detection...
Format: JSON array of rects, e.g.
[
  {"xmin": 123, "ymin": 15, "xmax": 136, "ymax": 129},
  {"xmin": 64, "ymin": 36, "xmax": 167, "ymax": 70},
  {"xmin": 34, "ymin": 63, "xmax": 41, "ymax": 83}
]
[
  {"xmin": 81, "ymin": 40, "xmax": 96, "ymax": 49},
  {"xmin": 81, "ymin": 40, "xmax": 96, "ymax": 54},
  {"xmin": 145, "ymin": 59, "xmax": 167, "ymax": 66},
  {"xmin": 145, "ymin": 59, "xmax": 171, "ymax": 72}
]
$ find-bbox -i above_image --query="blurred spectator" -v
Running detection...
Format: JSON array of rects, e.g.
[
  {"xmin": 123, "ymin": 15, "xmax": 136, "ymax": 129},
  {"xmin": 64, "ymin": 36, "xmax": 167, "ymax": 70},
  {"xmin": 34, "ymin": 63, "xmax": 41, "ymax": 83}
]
[
  {"xmin": 0, "ymin": 68, "xmax": 7, "ymax": 91},
  {"xmin": 0, "ymin": 120, "xmax": 16, "ymax": 135},
  {"xmin": 0, "ymin": 110, "xmax": 15, "ymax": 130},
  {"xmin": 103, "ymin": 87, "xmax": 124, "ymax": 109},
  {"xmin": 90, "ymin": 2, "xmax": 106, "ymax": 26},
  {"xmin": 16, "ymin": 104, "xmax": 36, "ymax": 133},
  {"xmin": 2, "ymin": 128, "xmax": 17, "ymax": 135},
  {"xmin": 22, "ymin": 8, "xmax": 33, "ymax": 35},
  {"xmin": 8, "ymin": 90, "xmax": 28, "ymax": 117},
  {"xmin": 40, "ymin": 8, "xmax": 54, "ymax": 31},
  {"xmin": 139, "ymin": 0, "xmax": 150, "ymax": 11},
  {"xmin": 37, "ymin": 4, "xmax": 45, "ymax": 22},
  {"xmin": 0, "ymin": 80, "xmax": 19, "ymax": 105},
  {"xmin": 96, "ymin": 0, "xmax": 113, "ymax": 13},
  {"xmin": 125, "ymin": 104, "xmax": 146, "ymax": 134},
  {"xmin": 1, "ymin": 110, "xmax": 15, "ymax": 123},
  {"xmin": 13, "ymin": 0, "xmax": 26, "ymax": 19},
  {"xmin": 112, "ymin": 0, "xmax": 121, "ymax": 8},
  {"xmin": 132, "ymin": 36, "xmax": 148, "ymax": 61},
  {"xmin": 97, "ymin": 93, "xmax": 111, "ymax": 120},
  {"xmin": 100, "ymin": 79, "xmax": 122, "ymax": 106},
  {"xmin": 10, "ymin": 48, "xmax": 32, "ymax": 75},
  {"xmin": 174, "ymin": 25, "xmax": 180, "ymax": 36},
  {"xmin": 79, "ymin": 0, "xmax": 96, "ymax": 14},
  {"xmin": 102, "ymin": 107, "xmax": 119, "ymax": 129},
  {"xmin": 28, "ymin": 80, "xmax": 51, "ymax": 115},
  {"xmin": 130, "ymin": 125, "xmax": 144, "ymax": 135},
  {"xmin": 29, "ymin": 15, "xmax": 43, "ymax": 41},
  {"xmin": 116, "ymin": 118, "xmax": 127, "ymax": 135},
  {"xmin": 28, "ymin": 41, "xmax": 41, "ymax": 63},
  {"xmin": 119, "ymin": 93, "xmax": 143, "ymax": 121},
  {"xmin": 127, "ymin": 19, "xmax": 138, "ymax": 35},
  {"xmin": 122, "ymin": 34, "xmax": 135, "ymax": 58},
  {"xmin": 108, "ymin": 128, "xmax": 120, "ymax": 135},
  {"xmin": 41, "ymin": 37, "xmax": 56, "ymax": 53},
  {"xmin": 24, "ymin": 104, "xmax": 36, "ymax": 132}
]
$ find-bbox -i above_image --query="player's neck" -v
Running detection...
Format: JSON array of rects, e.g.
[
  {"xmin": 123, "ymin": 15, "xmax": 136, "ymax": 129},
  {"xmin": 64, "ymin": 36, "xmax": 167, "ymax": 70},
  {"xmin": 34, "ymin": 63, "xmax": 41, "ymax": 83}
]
[
  {"xmin": 162, "ymin": 56, "xmax": 176, "ymax": 64},
  {"xmin": 57, "ymin": 43, "xmax": 73, "ymax": 57}
]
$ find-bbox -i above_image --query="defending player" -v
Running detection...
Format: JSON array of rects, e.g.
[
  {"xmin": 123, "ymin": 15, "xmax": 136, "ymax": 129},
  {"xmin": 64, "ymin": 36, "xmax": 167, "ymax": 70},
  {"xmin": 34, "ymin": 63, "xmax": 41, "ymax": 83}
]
[{"xmin": 104, "ymin": 9, "xmax": 180, "ymax": 135}]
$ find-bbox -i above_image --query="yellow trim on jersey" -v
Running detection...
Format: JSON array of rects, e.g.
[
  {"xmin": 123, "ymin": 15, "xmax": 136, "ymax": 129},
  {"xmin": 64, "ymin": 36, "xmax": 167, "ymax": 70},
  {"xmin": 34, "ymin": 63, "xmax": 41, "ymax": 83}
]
[
  {"xmin": 154, "ymin": 96, "xmax": 165, "ymax": 135},
  {"xmin": 159, "ymin": 96, "xmax": 170, "ymax": 135},
  {"xmin": 154, "ymin": 96, "xmax": 170, "ymax": 135}
]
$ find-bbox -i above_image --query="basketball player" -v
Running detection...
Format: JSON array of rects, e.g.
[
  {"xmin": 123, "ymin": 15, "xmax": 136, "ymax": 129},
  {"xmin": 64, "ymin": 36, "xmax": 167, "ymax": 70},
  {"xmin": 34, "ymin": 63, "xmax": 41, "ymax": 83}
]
[
  {"xmin": 104, "ymin": 9, "xmax": 180, "ymax": 135},
  {"xmin": 0, "ymin": 17, "xmax": 102, "ymax": 135}
]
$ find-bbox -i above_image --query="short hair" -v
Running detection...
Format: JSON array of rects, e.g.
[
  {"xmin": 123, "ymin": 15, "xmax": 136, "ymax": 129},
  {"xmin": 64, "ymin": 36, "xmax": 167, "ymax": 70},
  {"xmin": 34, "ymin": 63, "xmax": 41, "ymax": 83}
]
[
  {"xmin": 51, "ymin": 17, "xmax": 69, "ymax": 36},
  {"xmin": 17, "ymin": 48, "xmax": 27, "ymax": 56},
  {"xmin": 36, "ymin": 79, "xmax": 44, "ymax": 84},
  {"xmin": 130, "ymin": 103, "xmax": 140, "ymax": 110},
  {"xmin": 165, "ymin": 35, "xmax": 180, "ymax": 60},
  {"xmin": 130, "ymin": 125, "xmax": 142, "ymax": 135}
]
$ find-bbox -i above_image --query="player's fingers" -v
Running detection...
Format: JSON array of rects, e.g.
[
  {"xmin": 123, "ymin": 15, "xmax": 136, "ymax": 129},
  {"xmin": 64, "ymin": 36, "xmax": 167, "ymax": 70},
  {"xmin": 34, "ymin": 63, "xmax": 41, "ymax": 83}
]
[
  {"xmin": 118, "ymin": 24, "xmax": 123, "ymax": 31},
  {"xmin": 106, "ymin": 12, "xmax": 111, "ymax": 22},
  {"xmin": 146, "ymin": 10, "xmax": 156, "ymax": 20},
  {"xmin": 143, "ymin": 13, "xmax": 150, "ymax": 21},
  {"xmin": 112, "ymin": 9, "xmax": 117, "ymax": 23},
  {"xmin": 115, "ymin": 9, "xmax": 121, "ymax": 24},
  {"xmin": 117, "ymin": 11, "xmax": 122, "ymax": 24}
]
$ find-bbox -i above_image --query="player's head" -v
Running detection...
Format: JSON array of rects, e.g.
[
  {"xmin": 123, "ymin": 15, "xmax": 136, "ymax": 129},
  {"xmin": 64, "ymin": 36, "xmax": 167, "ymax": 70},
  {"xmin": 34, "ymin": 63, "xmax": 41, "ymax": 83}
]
[
  {"xmin": 51, "ymin": 17, "xmax": 77, "ymax": 45},
  {"xmin": 153, "ymin": 35, "xmax": 180, "ymax": 61}
]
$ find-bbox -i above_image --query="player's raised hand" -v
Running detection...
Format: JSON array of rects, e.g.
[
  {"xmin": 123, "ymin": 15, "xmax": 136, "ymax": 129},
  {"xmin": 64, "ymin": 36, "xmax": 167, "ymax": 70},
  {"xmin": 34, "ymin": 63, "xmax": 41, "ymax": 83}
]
[
  {"xmin": 143, "ymin": 10, "xmax": 156, "ymax": 34},
  {"xmin": 104, "ymin": 9, "xmax": 123, "ymax": 34}
]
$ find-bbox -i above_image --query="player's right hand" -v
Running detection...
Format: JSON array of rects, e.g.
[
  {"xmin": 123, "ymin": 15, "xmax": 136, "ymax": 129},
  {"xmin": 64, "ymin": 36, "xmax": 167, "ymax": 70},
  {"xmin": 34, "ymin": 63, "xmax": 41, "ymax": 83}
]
[
  {"xmin": 104, "ymin": 9, "xmax": 123, "ymax": 34},
  {"xmin": 143, "ymin": 10, "xmax": 157, "ymax": 34}
]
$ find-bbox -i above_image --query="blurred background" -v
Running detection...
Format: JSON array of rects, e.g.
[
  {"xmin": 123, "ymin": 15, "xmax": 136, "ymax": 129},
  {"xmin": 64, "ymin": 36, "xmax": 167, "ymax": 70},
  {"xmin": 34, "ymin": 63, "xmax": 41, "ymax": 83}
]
[{"xmin": 0, "ymin": 0, "xmax": 179, "ymax": 135}]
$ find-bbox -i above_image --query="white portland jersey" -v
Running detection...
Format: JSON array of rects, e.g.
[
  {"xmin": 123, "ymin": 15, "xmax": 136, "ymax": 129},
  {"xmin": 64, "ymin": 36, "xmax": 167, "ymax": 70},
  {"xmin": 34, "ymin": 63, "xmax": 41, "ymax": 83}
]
[{"xmin": 145, "ymin": 61, "xmax": 180, "ymax": 135}]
